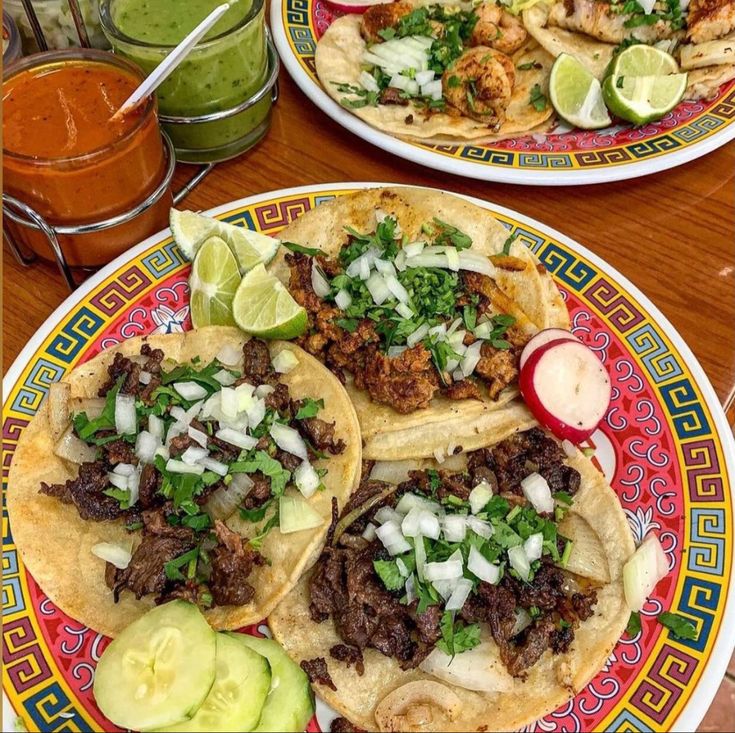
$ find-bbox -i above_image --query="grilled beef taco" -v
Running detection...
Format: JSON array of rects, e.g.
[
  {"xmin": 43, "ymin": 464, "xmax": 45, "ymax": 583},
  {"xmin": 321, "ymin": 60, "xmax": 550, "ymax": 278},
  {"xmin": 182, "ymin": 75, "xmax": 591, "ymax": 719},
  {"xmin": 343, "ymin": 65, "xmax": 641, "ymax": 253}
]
[
  {"xmin": 270, "ymin": 187, "xmax": 568, "ymax": 460},
  {"xmin": 269, "ymin": 427, "xmax": 635, "ymax": 731},
  {"xmin": 7, "ymin": 327, "xmax": 361, "ymax": 637},
  {"xmin": 316, "ymin": 0, "xmax": 556, "ymax": 144}
]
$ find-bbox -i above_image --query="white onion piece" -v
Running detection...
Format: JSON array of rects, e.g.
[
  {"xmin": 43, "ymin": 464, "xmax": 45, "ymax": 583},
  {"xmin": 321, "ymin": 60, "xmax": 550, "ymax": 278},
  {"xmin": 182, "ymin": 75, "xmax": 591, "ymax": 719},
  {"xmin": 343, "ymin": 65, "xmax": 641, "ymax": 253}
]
[
  {"xmin": 407, "ymin": 322, "xmax": 431, "ymax": 347},
  {"xmin": 366, "ymin": 271, "xmax": 392, "ymax": 306},
  {"xmin": 429, "ymin": 323, "xmax": 447, "ymax": 338},
  {"xmin": 215, "ymin": 427, "xmax": 257, "ymax": 451},
  {"xmin": 457, "ymin": 251, "xmax": 496, "ymax": 277},
  {"xmin": 415, "ymin": 535, "xmax": 427, "ymax": 580},
  {"xmin": 200, "ymin": 456, "xmax": 228, "ymax": 476},
  {"xmin": 359, "ymin": 69, "xmax": 380, "ymax": 92},
  {"xmin": 521, "ymin": 472, "xmax": 554, "ymax": 514},
  {"xmin": 403, "ymin": 241, "xmax": 425, "ymax": 257},
  {"xmin": 424, "ymin": 558, "xmax": 463, "ymax": 582},
  {"xmin": 562, "ymin": 439, "xmax": 576, "ymax": 458},
  {"xmin": 394, "ymin": 250, "xmax": 407, "ymax": 271},
  {"xmin": 311, "ymin": 263, "xmax": 331, "ymax": 298},
  {"xmin": 362, "ymin": 523, "xmax": 377, "ymax": 541},
  {"xmin": 444, "ymin": 247, "xmax": 460, "ymax": 271},
  {"xmin": 108, "ymin": 472, "xmax": 129, "ymax": 490},
  {"xmin": 432, "ymin": 578, "xmax": 458, "ymax": 601},
  {"xmin": 623, "ymin": 533, "xmax": 669, "ymax": 612},
  {"xmin": 180, "ymin": 446, "xmax": 208, "ymax": 465},
  {"xmin": 272, "ymin": 349, "xmax": 299, "ymax": 374},
  {"xmin": 91, "ymin": 542, "xmax": 132, "ymax": 569},
  {"xmin": 385, "ymin": 274, "xmax": 409, "ymax": 303},
  {"xmin": 420, "ymin": 641, "xmax": 515, "ymax": 693},
  {"xmin": 188, "ymin": 425, "xmax": 209, "ymax": 448},
  {"xmin": 512, "ymin": 609, "xmax": 532, "ymax": 636},
  {"xmin": 396, "ymin": 558, "xmax": 410, "ymax": 577},
  {"xmin": 415, "ymin": 69, "xmax": 435, "ymax": 85},
  {"xmin": 369, "ymin": 459, "xmax": 414, "ymax": 484},
  {"xmin": 374, "ymin": 258, "xmax": 397, "ymax": 277},
  {"xmin": 442, "ymin": 515, "xmax": 467, "ymax": 542},
  {"xmin": 213, "ymin": 369, "xmax": 237, "ymax": 386},
  {"xmin": 270, "ymin": 422, "xmax": 308, "ymax": 459},
  {"xmin": 638, "ymin": 0, "xmax": 655, "ymax": 12},
  {"xmin": 375, "ymin": 506, "xmax": 404, "ymax": 525},
  {"xmin": 245, "ymin": 397, "xmax": 266, "ymax": 429},
  {"xmin": 395, "ymin": 302, "xmax": 414, "ymax": 320},
  {"xmin": 294, "ymin": 460, "xmax": 321, "ymax": 498},
  {"xmin": 467, "ymin": 516, "xmax": 494, "ymax": 539},
  {"xmin": 469, "ymin": 481, "xmax": 494, "ymax": 515},
  {"xmin": 375, "ymin": 521, "xmax": 411, "ymax": 555},
  {"xmin": 460, "ymin": 341, "xmax": 484, "ymax": 378},
  {"xmin": 433, "ymin": 446, "xmax": 446, "ymax": 464},
  {"xmin": 173, "ymin": 381, "xmax": 208, "ymax": 401},
  {"xmin": 508, "ymin": 545, "xmax": 531, "ymax": 581},
  {"xmin": 128, "ymin": 469, "xmax": 140, "ymax": 506},
  {"xmin": 405, "ymin": 252, "xmax": 449, "ymax": 269},
  {"xmin": 113, "ymin": 463, "xmax": 136, "ymax": 476},
  {"xmin": 388, "ymin": 345, "xmax": 408, "ymax": 358},
  {"xmin": 255, "ymin": 384, "xmax": 275, "ymax": 398},
  {"xmin": 335, "ymin": 289, "xmax": 352, "ymax": 310},
  {"xmin": 217, "ymin": 343, "xmax": 242, "ymax": 366},
  {"xmin": 139, "ymin": 370, "xmax": 152, "ymax": 385},
  {"xmin": 468, "ymin": 545, "xmax": 501, "ymax": 584},
  {"xmin": 524, "ymin": 532, "xmax": 544, "ymax": 562},
  {"xmin": 405, "ymin": 574, "xmax": 417, "ymax": 603},
  {"xmin": 395, "ymin": 493, "xmax": 442, "ymax": 516},
  {"xmin": 220, "ymin": 387, "xmax": 239, "ymax": 418},
  {"xmin": 205, "ymin": 473, "xmax": 254, "ymax": 520},
  {"xmin": 166, "ymin": 459, "xmax": 204, "ymax": 475},
  {"xmin": 402, "ymin": 508, "xmax": 440, "ymax": 540},
  {"xmin": 135, "ymin": 430, "xmax": 160, "ymax": 464},
  {"xmin": 445, "ymin": 578, "xmax": 473, "ymax": 611},
  {"xmin": 114, "ymin": 394, "xmax": 137, "ymax": 435}
]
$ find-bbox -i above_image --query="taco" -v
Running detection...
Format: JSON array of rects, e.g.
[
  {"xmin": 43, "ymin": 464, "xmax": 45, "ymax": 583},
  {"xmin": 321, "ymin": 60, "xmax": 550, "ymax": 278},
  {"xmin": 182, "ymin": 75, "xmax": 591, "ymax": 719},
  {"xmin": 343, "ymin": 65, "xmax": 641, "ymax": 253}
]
[
  {"xmin": 270, "ymin": 187, "xmax": 568, "ymax": 460},
  {"xmin": 7, "ymin": 327, "xmax": 361, "ymax": 637},
  {"xmin": 269, "ymin": 427, "xmax": 635, "ymax": 731},
  {"xmin": 316, "ymin": 0, "xmax": 556, "ymax": 144}
]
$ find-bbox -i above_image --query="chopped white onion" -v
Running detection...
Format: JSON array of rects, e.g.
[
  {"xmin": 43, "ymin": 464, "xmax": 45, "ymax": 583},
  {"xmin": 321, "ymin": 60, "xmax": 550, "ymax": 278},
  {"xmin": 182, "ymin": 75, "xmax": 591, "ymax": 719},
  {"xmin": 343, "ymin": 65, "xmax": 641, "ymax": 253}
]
[
  {"xmin": 467, "ymin": 516, "xmax": 494, "ymax": 539},
  {"xmin": 369, "ymin": 459, "xmax": 414, "ymax": 484},
  {"xmin": 217, "ymin": 343, "xmax": 242, "ymax": 366},
  {"xmin": 402, "ymin": 507, "xmax": 441, "ymax": 540},
  {"xmin": 128, "ymin": 469, "xmax": 140, "ymax": 506},
  {"xmin": 359, "ymin": 69, "xmax": 380, "ymax": 92},
  {"xmin": 148, "ymin": 414, "xmax": 164, "ymax": 441},
  {"xmin": 424, "ymin": 557, "xmax": 463, "ymax": 582},
  {"xmin": 638, "ymin": 0, "xmax": 655, "ymax": 12},
  {"xmin": 107, "ymin": 472, "xmax": 129, "ymax": 490},
  {"xmin": 311, "ymin": 263, "xmax": 331, "ymax": 298},
  {"xmin": 421, "ymin": 78, "xmax": 443, "ymax": 101},
  {"xmin": 166, "ymin": 459, "xmax": 204, "ymax": 475},
  {"xmin": 114, "ymin": 394, "xmax": 137, "ymax": 435},
  {"xmin": 442, "ymin": 515, "xmax": 467, "ymax": 542},
  {"xmin": 200, "ymin": 456, "xmax": 228, "ymax": 476},
  {"xmin": 405, "ymin": 574, "xmax": 417, "ymax": 603},
  {"xmin": 403, "ymin": 241, "xmax": 426, "ymax": 258},
  {"xmin": 432, "ymin": 446, "xmax": 446, "ymax": 464},
  {"xmin": 415, "ymin": 535, "xmax": 427, "ymax": 580},
  {"xmin": 374, "ymin": 258, "xmax": 397, "ymax": 277},
  {"xmin": 468, "ymin": 545, "xmax": 500, "ymax": 584},
  {"xmin": 180, "ymin": 446, "xmax": 208, "ymax": 465},
  {"xmin": 272, "ymin": 349, "xmax": 299, "ymax": 374},
  {"xmin": 375, "ymin": 521, "xmax": 411, "ymax": 555},
  {"xmin": 385, "ymin": 275, "xmax": 409, "ymax": 304},
  {"xmin": 375, "ymin": 506, "xmax": 404, "ymax": 525},
  {"xmin": 521, "ymin": 473, "xmax": 554, "ymax": 514},
  {"xmin": 445, "ymin": 247, "xmax": 460, "ymax": 271},
  {"xmin": 255, "ymin": 384, "xmax": 275, "ymax": 398},
  {"xmin": 173, "ymin": 381, "xmax": 208, "ymax": 401},
  {"xmin": 213, "ymin": 369, "xmax": 237, "ymax": 386},
  {"xmin": 362, "ymin": 522, "xmax": 377, "ymax": 541},
  {"xmin": 388, "ymin": 345, "xmax": 409, "ymax": 358},
  {"xmin": 432, "ymin": 578, "xmax": 458, "ymax": 601},
  {"xmin": 91, "ymin": 542, "xmax": 132, "ymax": 569},
  {"xmin": 623, "ymin": 533, "xmax": 669, "ymax": 612},
  {"xmin": 188, "ymin": 425, "xmax": 209, "ymax": 448},
  {"xmin": 524, "ymin": 532, "xmax": 544, "ymax": 562},
  {"xmin": 366, "ymin": 271, "xmax": 392, "ymax": 305},
  {"xmin": 205, "ymin": 473, "xmax": 254, "ymax": 520},
  {"xmin": 407, "ymin": 322, "xmax": 431, "ymax": 347},
  {"xmin": 335, "ymin": 289, "xmax": 352, "ymax": 310},
  {"xmin": 270, "ymin": 422, "xmax": 308, "ymax": 460},
  {"xmin": 457, "ymin": 251, "xmax": 496, "ymax": 277},
  {"xmin": 113, "ymin": 463, "xmax": 136, "ymax": 476},
  {"xmin": 294, "ymin": 460, "xmax": 321, "ymax": 498},
  {"xmin": 469, "ymin": 481, "xmax": 494, "ymax": 515},
  {"xmin": 512, "ymin": 608, "xmax": 532, "ymax": 636},
  {"xmin": 561, "ymin": 439, "xmax": 576, "ymax": 458},
  {"xmin": 396, "ymin": 558, "xmax": 410, "ymax": 577},
  {"xmin": 135, "ymin": 430, "xmax": 160, "ymax": 464},
  {"xmin": 139, "ymin": 370, "xmax": 152, "ymax": 385},
  {"xmin": 395, "ymin": 493, "xmax": 442, "ymax": 516},
  {"xmin": 508, "ymin": 545, "xmax": 531, "ymax": 581},
  {"xmin": 220, "ymin": 387, "xmax": 239, "ymax": 418},
  {"xmin": 445, "ymin": 578, "xmax": 473, "ymax": 611},
  {"xmin": 395, "ymin": 302, "xmax": 414, "ymax": 320},
  {"xmin": 460, "ymin": 341, "xmax": 484, "ymax": 378},
  {"xmin": 359, "ymin": 256, "xmax": 371, "ymax": 281},
  {"xmin": 389, "ymin": 74, "xmax": 419, "ymax": 95},
  {"xmin": 215, "ymin": 427, "xmax": 257, "ymax": 451},
  {"xmin": 415, "ymin": 69, "xmax": 435, "ymax": 85}
]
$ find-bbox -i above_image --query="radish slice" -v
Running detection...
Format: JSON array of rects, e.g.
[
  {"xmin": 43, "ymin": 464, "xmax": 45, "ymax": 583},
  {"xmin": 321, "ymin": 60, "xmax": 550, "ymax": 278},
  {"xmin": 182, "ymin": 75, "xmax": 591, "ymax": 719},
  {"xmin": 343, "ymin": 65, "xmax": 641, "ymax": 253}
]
[
  {"xmin": 326, "ymin": 0, "xmax": 389, "ymax": 12},
  {"xmin": 623, "ymin": 534, "xmax": 669, "ymax": 612},
  {"xmin": 519, "ymin": 328, "xmax": 581, "ymax": 370},
  {"xmin": 519, "ymin": 339, "xmax": 611, "ymax": 442}
]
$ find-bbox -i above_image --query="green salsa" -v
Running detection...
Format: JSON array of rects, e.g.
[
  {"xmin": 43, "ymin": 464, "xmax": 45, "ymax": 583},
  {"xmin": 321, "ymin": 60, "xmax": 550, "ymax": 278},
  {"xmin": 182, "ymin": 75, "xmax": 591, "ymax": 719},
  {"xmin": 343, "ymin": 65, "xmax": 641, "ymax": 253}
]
[{"xmin": 102, "ymin": 0, "xmax": 271, "ymax": 162}]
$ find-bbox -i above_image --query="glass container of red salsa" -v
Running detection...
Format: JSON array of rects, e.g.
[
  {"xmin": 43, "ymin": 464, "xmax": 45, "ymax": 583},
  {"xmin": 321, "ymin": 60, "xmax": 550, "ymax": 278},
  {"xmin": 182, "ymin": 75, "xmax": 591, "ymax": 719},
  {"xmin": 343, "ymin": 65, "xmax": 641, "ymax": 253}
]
[{"xmin": 2, "ymin": 49, "xmax": 172, "ymax": 267}]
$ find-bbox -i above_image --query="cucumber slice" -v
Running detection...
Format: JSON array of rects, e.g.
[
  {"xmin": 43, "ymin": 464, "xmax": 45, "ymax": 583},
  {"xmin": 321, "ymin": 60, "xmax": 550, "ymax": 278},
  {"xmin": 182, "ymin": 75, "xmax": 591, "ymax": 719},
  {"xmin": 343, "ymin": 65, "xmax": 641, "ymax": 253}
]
[
  {"xmin": 238, "ymin": 635, "xmax": 315, "ymax": 732},
  {"xmin": 279, "ymin": 494, "xmax": 324, "ymax": 534},
  {"xmin": 93, "ymin": 601, "xmax": 216, "ymax": 731},
  {"xmin": 152, "ymin": 633, "xmax": 272, "ymax": 732}
]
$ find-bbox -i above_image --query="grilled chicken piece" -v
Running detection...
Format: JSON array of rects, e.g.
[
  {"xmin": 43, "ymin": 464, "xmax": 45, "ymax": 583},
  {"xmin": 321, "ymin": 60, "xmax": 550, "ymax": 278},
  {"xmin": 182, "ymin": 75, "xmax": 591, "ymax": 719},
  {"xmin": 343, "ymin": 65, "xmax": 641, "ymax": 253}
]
[
  {"xmin": 687, "ymin": 0, "xmax": 735, "ymax": 42},
  {"xmin": 548, "ymin": 0, "xmax": 680, "ymax": 43}
]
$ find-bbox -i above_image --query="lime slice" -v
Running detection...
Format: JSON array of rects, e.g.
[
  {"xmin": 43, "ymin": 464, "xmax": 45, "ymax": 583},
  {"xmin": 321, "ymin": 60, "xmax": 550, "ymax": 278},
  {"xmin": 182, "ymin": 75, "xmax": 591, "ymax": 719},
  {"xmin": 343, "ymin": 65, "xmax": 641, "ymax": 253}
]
[
  {"xmin": 549, "ymin": 53, "xmax": 611, "ymax": 129},
  {"xmin": 189, "ymin": 236, "xmax": 241, "ymax": 328},
  {"xmin": 602, "ymin": 73, "xmax": 687, "ymax": 125},
  {"xmin": 170, "ymin": 209, "xmax": 280, "ymax": 273},
  {"xmin": 606, "ymin": 45, "xmax": 679, "ymax": 81},
  {"xmin": 232, "ymin": 264, "xmax": 307, "ymax": 339}
]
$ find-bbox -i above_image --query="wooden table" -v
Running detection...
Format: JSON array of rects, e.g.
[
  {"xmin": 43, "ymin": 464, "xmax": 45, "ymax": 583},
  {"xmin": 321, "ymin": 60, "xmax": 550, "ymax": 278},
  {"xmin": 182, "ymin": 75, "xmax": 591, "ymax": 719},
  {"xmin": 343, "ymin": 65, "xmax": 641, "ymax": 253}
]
[{"xmin": 3, "ymin": 68, "xmax": 735, "ymax": 726}]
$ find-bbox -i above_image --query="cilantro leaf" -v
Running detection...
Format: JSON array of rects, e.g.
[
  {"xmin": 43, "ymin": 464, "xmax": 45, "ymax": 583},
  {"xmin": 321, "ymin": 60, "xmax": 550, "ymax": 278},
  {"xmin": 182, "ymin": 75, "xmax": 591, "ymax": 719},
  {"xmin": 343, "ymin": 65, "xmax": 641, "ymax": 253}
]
[
  {"xmin": 74, "ymin": 376, "xmax": 124, "ymax": 441},
  {"xmin": 626, "ymin": 611, "xmax": 642, "ymax": 637},
  {"xmin": 230, "ymin": 451, "xmax": 291, "ymax": 497},
  {"xmin": 295, "ymin": 398, "xmax": 324, "ymax": 420},
  {"xmin": 283, "ymin": 241, "xmax": 324, "ymax": 257},
  {"xmin": 658, "ymin": 612, "xmax": 698, "ymax": 640},
  {"xmin": 373, "ymin": 560, "xmax": 405, "ymax": 591},
  {"xmin": 103, "ymin": 487, "xmax": 130, "ymax": 509},
  {"xmin": 529, "ymin": 84, "xmax": 547, "ymax": 112},
  {"xmin": 436, "ymin": 612, "xmax": 481, "ymax": 656},
  {"xmin": 164, "ymin": 548, "xmax": 199, "ymax": 581}
]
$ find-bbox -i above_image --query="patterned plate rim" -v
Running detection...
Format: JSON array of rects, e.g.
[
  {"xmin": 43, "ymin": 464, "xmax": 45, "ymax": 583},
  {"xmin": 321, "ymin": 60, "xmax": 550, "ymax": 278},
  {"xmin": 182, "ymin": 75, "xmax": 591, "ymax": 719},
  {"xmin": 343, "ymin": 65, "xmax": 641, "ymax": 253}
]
[
  {"xmin": 3, "ymin": 182, "xmax": 735, "ymax": 732},
  {"xmin": 270, "ymin": 1, "xmax": 735, "ymax": 186}
]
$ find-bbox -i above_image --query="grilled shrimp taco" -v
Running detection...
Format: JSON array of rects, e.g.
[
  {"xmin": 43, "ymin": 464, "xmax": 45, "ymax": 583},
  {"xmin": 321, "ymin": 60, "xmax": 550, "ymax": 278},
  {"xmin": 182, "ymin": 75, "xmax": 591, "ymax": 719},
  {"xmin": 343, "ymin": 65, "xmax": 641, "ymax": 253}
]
[
  {"xmin": 269, "ymin": 427, "xmax": 635, "ymax": 731},
  {"xmin": 316, "ymin": 0, "xmax": 556, "ymax": 144},
  {"xmin": 7, "ymin": 327, "xmax": 361, "ymax": 637},
  {"xmin": 270, "ymin": 187, "xmax": 568, "ymax": 460}
]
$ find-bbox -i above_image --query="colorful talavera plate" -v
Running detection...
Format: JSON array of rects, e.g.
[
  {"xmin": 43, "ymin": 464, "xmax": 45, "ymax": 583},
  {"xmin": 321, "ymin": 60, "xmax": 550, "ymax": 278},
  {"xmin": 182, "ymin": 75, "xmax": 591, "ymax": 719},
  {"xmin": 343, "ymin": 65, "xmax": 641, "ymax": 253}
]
[
  {"xmin": 271, "ymin": 0, "xmax": 735, "ymax": 185},
  {"xmin": 3, "ymin": 183, "xmax": 734, "ymax": 732}
]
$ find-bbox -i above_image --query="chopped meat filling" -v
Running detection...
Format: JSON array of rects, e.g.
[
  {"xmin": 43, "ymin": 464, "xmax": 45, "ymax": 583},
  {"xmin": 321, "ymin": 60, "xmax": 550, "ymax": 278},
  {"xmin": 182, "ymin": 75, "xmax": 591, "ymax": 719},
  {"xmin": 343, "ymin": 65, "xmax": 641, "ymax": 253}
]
[{"xmin": 300, "ymin": 657, "xmax": 338, "ymax": 690}]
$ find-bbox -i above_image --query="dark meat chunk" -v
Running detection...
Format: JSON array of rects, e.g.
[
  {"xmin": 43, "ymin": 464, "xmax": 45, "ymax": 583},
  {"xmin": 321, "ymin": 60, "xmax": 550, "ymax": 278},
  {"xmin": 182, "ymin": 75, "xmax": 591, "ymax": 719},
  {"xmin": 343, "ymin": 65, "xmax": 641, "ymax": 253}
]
[
  {"xmin": 300, "ymin": 657, "xmax": 337, "ymax": 691},
  {"xmin": 265, "ymin": 383, "xmax": 292, "ymax": 415},
  {"xmin": 98, "ymin": 352, "xmax": 141, "ymax": 397},
  {"xmin": 503, "ymin": 616, "xmax": 557, "ymax": 677},
  {"xmin": 370, "ymin": 614, "xmax": 416, "ymax": 667},
  {"xmin": 41, "ymin": 461, "xmax": 124, "ymax": 521},
  {"xmin": 142, "ymin": 507, "xmax": 195, "ymax": 541},
  {"xmin": 138, "ymin": 463, "xmax": 162, "ymax": 509},
  {"xmin": 379, "ymin": 87, "xmax": 409, "ymax": 106},
  {"xmin": 157, "ymin": 583, "xmax": 201, "ymax": 605},
  {"xmin": 310, "ymin": 547, "xmax": 349, "ymax": 622},
  {"xmin": 276, "ymin": 449, "xmax": 302, "ymax": 472},
  {"xmin": 104, "ymin": 439, "xmax": 137, "ymax": 466},
  {"xmin": 474, "ymin": 342, "xmax": 519, "ymax": 400},
  {"xmin": 331, "ymin": 717, "xmax": 366, "ymax": 733},
  {"xmin": 287, "ymin": 252, "xmax": 328, "ymax": 315},
  {"xmin": 572, "ymin": 590, "xmax": 597, "ymax": 620},
  {"xmin": 414, "ymin": 604, "xmax": 443, "ymax": 645},
  {"xmin": 551, "ymin": 625, "xmax": 574, "ymax": 654},
  {"xmin": 445, "ymin": 378, "xmax": 483, "ymax": 401},
  {"xmin": 503, "ymin": 562, "xmax": 566, "ymax": 611},
  {"xmin": 299, "ymin": 416, "xmax": 345, "ymax": 455},
  {"xmin": 107, "ymin": 533, "xmax": 193, "ymax": 601},
  {"xmin": 168, "ymin": 433, "xmax": 198, "ymax": 458},
  {"xmin": 330, "ymin": 644, "xmax": 365, "ymax": 675},
  {"xmin": 400, "ymin": 469, "xmax": 472, "ymax": 503},
  {"xmin": 139, "ymin": 343, "xmax": 164, "ymax": 403},
  {"xmin": 209, "ymin": 520, "xmax": 259, "ymax": 606},
  {"xmin": 242, "ymin": 338, "xmax": 275, "ymax": 386},
  {"xmin": 242, "ymin": 473, "xmax": 272, "ymax": 510}
]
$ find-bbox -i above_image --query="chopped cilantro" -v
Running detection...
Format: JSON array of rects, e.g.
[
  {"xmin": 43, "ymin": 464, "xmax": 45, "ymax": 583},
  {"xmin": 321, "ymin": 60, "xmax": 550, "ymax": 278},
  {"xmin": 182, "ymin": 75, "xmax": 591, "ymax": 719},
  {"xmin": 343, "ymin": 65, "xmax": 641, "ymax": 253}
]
[
  {"xmin": 447, "ymin": 74, "xmax": 461, "ymax": 88},
  {"xmin": 501, "ymin": 233, "xmax": 517, "ymax": 256},
  {"xmin": 295, "ymin": 398, "xmax": 324, "ymax": 420},
  {"xmin": 626, "ymin": 611, "xmax": 642, "ymax": 636},
  {"xmin": 437, "ymin": 611, "xmax": 481, "ymax": 656},
  {"xmin": 230, "ymin": 451, "xmax": 291, "ymax": 497},
  {"xmin": 529, "ymin": 84, "xmax": 547, "ymax": 112},
  {"xmin": 283, "ymin": 241, "xmax": 324, "ymax": 256},
  {"xmin": 103, "ymin": 487, "xmax": 130, "ymax": 509},
  {"xmin": 553, "ymin": 491, "xmax": 573, "ymax": 506},
  {"xmin": 73, "ymin": 376, "xmax": 124, "ymax": 441},
  {"xmin": 164, "ymin": 548, "xmax": 199, "ymax": 581},
  {"xmin": 432, "ymin": 218, "xmax": 472, "ymax": 250},
  {"xmin": 378, "ymin": 27, "xmax": 397, "ymax": 40},
  {"xmin": 373, "ymin": 559, "xmax": 405, "ymax": 591},
  {"xmin": 658, "ymin": 612, "xmax": 698, "ymax": 641}
]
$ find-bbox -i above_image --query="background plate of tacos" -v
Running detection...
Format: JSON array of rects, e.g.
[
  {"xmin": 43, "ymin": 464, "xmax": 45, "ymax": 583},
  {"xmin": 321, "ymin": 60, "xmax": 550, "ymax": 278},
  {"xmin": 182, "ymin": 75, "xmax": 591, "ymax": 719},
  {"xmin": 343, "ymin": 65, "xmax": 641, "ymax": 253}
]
[
  {"xmin": 271, "ymin": 0, "xmax": 735, "ymax": 184},
  {"xmin": 3, "ymin": 183, "xmax": 735, "ymax": 732}
]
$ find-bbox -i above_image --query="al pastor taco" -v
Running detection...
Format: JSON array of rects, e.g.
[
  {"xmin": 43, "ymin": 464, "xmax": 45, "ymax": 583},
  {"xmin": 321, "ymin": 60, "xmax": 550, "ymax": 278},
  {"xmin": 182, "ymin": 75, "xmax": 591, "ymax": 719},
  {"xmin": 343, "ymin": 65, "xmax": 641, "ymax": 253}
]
[
  {"xmin": 269, "ymin": 427, "xmax": 635, "ymax": 731},
  {"xmin": 270, "ymin": 186, "xmax": 568, "ymax": 460},
  {"xmin": 7, "ymin": 327, "xmax": 361, "ymax": 637}
]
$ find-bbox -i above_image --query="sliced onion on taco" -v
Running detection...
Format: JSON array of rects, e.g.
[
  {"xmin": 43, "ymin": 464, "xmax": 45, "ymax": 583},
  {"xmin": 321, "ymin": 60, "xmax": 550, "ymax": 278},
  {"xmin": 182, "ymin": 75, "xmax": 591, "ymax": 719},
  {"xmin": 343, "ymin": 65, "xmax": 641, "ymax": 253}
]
[
  {"xmin": 7, "ymin": 326, "xmax": 361, "ymax": 637},
  {"xmin": 269, "ymin": 426, "xmax": 635, "ymax": 731}
]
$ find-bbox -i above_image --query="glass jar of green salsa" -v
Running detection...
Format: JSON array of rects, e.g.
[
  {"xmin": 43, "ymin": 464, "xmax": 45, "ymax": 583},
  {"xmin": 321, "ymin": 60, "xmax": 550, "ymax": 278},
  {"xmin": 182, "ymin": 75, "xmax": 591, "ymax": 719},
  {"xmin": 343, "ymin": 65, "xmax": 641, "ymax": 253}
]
[{"xmin": 100, "ymin": 0, "xmax": 274, "ymax": 163}]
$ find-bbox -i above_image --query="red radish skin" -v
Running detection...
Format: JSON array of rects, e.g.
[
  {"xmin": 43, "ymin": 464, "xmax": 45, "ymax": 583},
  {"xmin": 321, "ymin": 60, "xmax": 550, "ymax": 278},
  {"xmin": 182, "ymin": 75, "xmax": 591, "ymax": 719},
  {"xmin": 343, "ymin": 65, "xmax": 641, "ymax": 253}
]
[
  {"xmin": 519, "ymin": 338, "xmax": 611, "ymax": 443},
  {"xmin": 519, "ymin": 328, "xmax": 581, "ymax": 370},
  {"xmin": 326, "ymin": 0, "xmax": 388, "ymax": 12}
]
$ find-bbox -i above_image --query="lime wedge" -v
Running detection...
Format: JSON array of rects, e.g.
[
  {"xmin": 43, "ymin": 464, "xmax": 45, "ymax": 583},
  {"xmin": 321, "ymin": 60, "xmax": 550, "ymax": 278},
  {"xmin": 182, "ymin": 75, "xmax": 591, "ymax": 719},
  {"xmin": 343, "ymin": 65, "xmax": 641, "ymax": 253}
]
[
  {"xmin": 602, "ymin": 73, "xmax": 687, "ymax": 125},
  {"xmin": 549, "ymin": 53, "xmax": 611, "ymax": 129},
  {"xmin": 606, "ymin": 45, "xmax": 679, "ymax": 81},
  {"xmin": 170, "ymin": 209, "xmax": 280, "ymax": 273},
  {"xmin": 232, "ymin": 264, "xmax": 307, "ymax": 339},
  {"xmin": 189, "ymin": 236, "xmax": 241, "ymax": 328}
]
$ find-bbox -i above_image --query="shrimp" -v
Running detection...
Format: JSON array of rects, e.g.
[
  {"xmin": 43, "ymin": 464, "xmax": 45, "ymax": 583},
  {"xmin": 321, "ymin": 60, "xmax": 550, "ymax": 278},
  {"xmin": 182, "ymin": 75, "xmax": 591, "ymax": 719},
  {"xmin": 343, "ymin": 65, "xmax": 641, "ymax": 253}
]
[
  {"xmin": 470, "ymin": 2, "xmax": 528, "ymax": 55},
  {"xmin": 442, "ymin": 47, "xmax": 515, "ymax": 126},
  {"xmin": 361, "ymin": 1, "xmax": 414, "ymax": 43}
]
